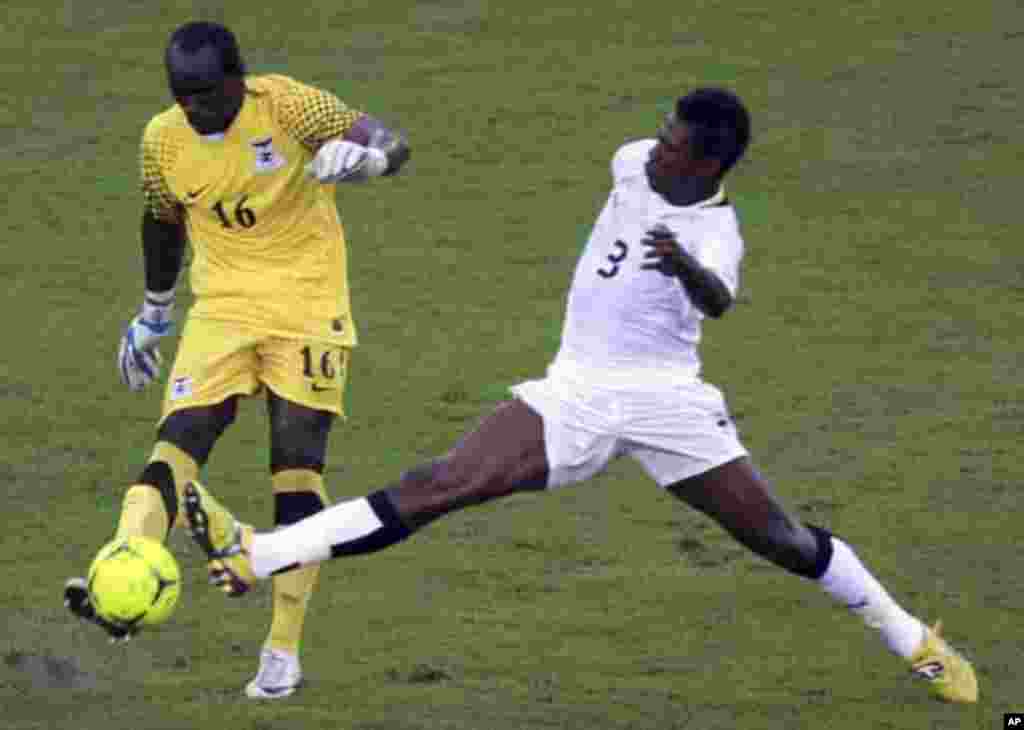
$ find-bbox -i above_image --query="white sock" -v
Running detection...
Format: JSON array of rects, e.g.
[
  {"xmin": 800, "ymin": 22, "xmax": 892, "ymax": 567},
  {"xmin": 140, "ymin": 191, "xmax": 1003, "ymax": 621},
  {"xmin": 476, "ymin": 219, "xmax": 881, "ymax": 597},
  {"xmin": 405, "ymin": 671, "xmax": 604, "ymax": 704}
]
[
  {"xmin": 250, "ymin": 497, "xmax": 383, "ymax": 578},
  {"xmin": 817, "ymin": 537, "xmax": 927, "ymax": 658}
]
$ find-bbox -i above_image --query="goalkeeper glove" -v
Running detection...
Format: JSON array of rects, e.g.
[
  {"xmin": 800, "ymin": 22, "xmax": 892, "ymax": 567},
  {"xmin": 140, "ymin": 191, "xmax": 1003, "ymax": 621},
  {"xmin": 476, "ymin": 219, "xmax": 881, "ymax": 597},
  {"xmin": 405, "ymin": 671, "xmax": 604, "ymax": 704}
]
[
  {"xmin": 306, "ymin": 139, "xmax": 388, "ymax": 183},
  {"xmin": 117, "ymin": 290, "xmax": 175, "ymax": 391}
]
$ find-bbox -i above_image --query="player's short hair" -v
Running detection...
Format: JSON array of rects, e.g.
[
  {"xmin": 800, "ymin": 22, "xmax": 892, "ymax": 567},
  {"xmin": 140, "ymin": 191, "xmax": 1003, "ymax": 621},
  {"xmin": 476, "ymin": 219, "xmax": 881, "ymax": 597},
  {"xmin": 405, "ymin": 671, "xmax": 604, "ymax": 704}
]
[
  {"xmin": 167, "ymin": 21, "xmax": 247, "ymax": 76},
  {"xmin": 676, "ymin": 88, "xmax": 751, "ymax": 174}
]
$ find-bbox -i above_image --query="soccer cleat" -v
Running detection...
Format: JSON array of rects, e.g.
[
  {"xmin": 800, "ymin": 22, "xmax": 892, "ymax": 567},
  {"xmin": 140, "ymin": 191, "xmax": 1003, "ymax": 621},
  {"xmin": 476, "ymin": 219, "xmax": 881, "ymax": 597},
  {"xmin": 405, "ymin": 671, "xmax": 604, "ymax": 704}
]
[
  {"xmin": 909, "ymin": 621, "xmax": 978, "ymax": 703},
  {"xmin": 245, "ymin": 648, "xmax": 304, "ymax": 699},
  {"xmin": 183, "ymin": 481, "xmax": 256, "ymax": 596},
  {"xmin": 63, "ymin": 577, "xmax": 135, "ymax": 642}
]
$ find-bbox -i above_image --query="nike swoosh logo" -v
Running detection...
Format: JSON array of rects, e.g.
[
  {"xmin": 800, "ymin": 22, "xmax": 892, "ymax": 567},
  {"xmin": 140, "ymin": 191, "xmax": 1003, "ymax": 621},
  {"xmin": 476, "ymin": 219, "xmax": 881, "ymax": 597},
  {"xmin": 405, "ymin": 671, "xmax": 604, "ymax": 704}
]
[{"xmin": 187, "ymin": 185, "xmax": 209, "ymax": 199}]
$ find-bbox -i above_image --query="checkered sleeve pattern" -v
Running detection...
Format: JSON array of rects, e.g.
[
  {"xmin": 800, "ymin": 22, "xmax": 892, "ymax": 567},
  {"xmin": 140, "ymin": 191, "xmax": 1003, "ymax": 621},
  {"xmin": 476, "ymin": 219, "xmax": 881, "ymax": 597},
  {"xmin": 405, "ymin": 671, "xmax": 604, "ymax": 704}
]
[
  {"xmin": 273, "ymin": 76, "xmax": 363, "ymax": 152},
  {"xmin": 139, "ymin": 118, "xmax": 182, "ymax": 223}
]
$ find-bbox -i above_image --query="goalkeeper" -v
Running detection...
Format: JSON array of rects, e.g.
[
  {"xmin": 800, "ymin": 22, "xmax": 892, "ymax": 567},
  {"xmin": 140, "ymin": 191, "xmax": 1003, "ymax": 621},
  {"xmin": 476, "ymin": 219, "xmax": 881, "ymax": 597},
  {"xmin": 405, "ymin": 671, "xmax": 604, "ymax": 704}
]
[{"xmin": 63, "ymin": 20, "xmax": 410, "ymax": 700}]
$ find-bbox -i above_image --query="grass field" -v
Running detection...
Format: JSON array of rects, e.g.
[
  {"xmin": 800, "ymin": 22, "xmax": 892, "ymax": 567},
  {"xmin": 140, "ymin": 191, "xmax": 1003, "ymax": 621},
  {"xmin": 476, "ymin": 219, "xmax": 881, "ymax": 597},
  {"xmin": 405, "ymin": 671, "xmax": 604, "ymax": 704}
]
[{"xmin": 1, "ymin": 1, "xmax": 1021, "ymax": 728}]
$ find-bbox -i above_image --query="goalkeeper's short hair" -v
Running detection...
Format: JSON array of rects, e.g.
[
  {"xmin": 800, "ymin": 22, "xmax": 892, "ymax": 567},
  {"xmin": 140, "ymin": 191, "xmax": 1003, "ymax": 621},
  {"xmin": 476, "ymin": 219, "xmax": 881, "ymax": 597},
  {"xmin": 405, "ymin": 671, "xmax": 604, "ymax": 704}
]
[{"xmin": 167, "ymin": 21, "xmax": 247, "ymax": 76}]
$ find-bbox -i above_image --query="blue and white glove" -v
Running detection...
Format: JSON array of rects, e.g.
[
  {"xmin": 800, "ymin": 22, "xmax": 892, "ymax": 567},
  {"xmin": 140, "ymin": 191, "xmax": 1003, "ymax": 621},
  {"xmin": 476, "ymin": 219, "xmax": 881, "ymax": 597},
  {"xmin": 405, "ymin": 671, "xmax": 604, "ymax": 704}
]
[
  {"xmin": 117, "ymin": 290, "xmax": 175, "ymax": 391},
  {"xmin": 306, "ymin": 139, "xmax": 388, "ymax": 183}
]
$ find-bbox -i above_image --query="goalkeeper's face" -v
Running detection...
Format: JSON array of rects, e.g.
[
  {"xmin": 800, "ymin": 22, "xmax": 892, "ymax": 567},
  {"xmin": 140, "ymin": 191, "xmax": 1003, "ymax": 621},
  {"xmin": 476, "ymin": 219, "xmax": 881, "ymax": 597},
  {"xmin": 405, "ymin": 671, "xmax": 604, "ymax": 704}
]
[{"xmin": 166, "ymin": 43, "xmax": 245, "ymax": 135}]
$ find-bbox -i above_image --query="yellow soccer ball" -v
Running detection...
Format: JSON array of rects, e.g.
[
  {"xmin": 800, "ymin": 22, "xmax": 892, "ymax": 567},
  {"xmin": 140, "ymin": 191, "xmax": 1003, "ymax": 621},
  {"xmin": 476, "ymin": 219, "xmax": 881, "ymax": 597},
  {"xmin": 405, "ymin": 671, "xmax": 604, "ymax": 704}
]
[{"xmin": 87, "ymin": 536, "xmax": 181, "ymax": 629}]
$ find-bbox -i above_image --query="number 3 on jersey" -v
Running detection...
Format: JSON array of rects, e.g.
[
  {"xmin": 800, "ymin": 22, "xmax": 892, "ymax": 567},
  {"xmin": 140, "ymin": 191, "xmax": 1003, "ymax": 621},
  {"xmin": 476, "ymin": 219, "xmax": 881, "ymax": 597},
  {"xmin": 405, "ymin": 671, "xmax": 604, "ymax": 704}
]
[{"xmin": 597, "ymin": 240, "xmax": 629, "ymax": 278}]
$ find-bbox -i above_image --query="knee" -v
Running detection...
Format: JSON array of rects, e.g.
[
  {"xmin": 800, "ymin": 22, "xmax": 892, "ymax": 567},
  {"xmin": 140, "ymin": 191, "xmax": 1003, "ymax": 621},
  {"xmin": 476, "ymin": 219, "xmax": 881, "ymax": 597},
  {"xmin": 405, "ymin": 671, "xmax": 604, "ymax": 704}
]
[
  {"xmin": 269, "ymin": 409, "xmax": 333, "ymax": 473},
  {"xmin": 157, "ymin": 401, "xmax": 237, "ymax": 463}
]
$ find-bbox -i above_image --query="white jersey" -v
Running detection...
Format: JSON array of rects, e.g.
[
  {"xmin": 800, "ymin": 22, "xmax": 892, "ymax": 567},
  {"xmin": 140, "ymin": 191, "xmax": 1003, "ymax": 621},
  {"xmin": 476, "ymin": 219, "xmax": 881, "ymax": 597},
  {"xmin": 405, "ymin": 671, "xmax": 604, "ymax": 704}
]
[{"xmin": 553, "ymin": 139, "xmax": 745, "ymax": 382}]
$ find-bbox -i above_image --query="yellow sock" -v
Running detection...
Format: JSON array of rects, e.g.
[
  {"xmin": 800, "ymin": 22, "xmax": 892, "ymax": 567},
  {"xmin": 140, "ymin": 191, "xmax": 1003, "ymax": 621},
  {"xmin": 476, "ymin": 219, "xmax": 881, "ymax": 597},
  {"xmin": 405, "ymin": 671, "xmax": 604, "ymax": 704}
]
[
  {"xmin": 267, "ymin": 565, "xmax": 320, "ymax": 655},
  {"xmin": 266, "ymin": 470, "xmax": 329, "ymax": 655},
  {"xmin": 115, "ymin": 485, "xmax": 170, "ymax": 540},
  {"xmin": 150, "ymin": 441, "xmax": 200, "ymax": 529},
  {"xmin": 114, "ymin": 441, "xmax": 199, "ymax": 540}
]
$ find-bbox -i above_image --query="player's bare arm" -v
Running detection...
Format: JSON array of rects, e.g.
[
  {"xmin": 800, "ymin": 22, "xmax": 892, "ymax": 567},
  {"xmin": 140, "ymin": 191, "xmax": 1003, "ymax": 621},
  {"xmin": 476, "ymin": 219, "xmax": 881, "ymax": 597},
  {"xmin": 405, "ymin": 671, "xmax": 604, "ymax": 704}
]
[
  {"xmin": 640, "ymin": 226, "xmax": 733, "ymax": 318},
  {"xmin": 141, "ymin": 209, "xmax": 187, "ymax": 292},
  {"xmin": 117, "ymin": 209, "xmax": 187, "ymax": 391}
]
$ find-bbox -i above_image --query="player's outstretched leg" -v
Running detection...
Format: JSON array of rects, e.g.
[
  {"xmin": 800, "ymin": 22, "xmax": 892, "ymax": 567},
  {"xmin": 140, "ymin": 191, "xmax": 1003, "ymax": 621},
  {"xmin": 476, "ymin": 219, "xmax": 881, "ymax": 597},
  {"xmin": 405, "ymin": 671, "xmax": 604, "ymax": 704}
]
[
  {"xmin": 183, "ymin": 481, "xmax": 256, "ymax": 596},
  {"xmin": 185, "ymin": 400, "xmax": 548, "ymax": 588},
  {"xmin": 668, "ymin": 457, "xmax": 978, "ymax": 704}
]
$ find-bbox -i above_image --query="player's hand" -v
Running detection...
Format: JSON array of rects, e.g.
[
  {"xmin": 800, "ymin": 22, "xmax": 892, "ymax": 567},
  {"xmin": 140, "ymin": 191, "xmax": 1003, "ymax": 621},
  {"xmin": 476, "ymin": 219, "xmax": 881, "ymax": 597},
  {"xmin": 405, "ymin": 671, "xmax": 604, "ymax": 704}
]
[
  {"xmin": 306, "ymin": 139, "xmax": 387, "ymax": 183},
  {"xmin": 117, "ymin": 293, "xmax": 174, "ymax": 391},
  {"xmin": 640, "ymin": 224, "xmax": 691, "ymax": 277}
]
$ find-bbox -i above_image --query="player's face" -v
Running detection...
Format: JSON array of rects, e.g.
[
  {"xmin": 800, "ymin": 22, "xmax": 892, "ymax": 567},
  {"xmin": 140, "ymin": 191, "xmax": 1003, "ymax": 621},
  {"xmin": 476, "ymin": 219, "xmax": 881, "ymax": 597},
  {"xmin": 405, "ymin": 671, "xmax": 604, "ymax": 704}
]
[
  {"xmin": 645, "ymin": 113, "xmax": 718, "ymax": 194},
  {"xmin": 166, "ymin": 44, "xmax": 244, "ymax": 135},
  {"xmin": 172, "ymin": 81, "xmax": 238, "ymax": 134}
]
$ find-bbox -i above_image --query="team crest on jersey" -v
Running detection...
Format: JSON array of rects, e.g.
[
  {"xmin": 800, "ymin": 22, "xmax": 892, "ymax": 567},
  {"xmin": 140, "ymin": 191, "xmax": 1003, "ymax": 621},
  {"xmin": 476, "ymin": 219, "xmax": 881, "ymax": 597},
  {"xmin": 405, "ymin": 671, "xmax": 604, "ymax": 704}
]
[
  {"xmin": 170, "ymin": 376, "xmax": 194, "ymax": 400},
  {"xmin": 250, "ymin": 136, "xmax": 286, "ymax": 173}
]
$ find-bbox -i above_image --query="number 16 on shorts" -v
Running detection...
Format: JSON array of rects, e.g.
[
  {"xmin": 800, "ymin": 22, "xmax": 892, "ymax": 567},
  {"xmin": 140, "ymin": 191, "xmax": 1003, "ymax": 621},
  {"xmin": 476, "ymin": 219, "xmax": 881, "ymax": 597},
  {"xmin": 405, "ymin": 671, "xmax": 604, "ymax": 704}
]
[{"xmin": 300, "ymin": 344, "xmax": 348, "ymax": 397}]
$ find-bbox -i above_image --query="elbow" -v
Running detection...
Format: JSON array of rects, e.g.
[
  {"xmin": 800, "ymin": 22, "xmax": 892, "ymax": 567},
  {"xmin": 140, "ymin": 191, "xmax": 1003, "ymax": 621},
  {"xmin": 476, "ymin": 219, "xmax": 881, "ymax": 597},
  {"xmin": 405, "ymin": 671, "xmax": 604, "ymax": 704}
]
[{"xmin": 701, "ymin": 293, "xmax": 733, "ymax": 319}]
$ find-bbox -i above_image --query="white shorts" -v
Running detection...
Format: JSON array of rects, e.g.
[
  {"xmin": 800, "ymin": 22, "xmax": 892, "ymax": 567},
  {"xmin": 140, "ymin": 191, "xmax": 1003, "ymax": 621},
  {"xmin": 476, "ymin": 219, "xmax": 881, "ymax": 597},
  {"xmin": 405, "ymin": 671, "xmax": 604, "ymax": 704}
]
[{"xmin": 509, "ymin": 362, "xmax": 747, "ymax": 488}]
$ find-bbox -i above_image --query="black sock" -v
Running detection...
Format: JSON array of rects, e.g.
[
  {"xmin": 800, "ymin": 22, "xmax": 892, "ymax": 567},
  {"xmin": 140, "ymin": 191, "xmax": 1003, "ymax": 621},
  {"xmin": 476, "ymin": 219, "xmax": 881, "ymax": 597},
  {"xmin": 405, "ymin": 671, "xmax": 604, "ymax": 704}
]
[
  {"xmin": 138, "ymin": 461, "xmax": 178, "ymax": 535},
  {"xmin": 274, "ymin": 490, "xmax": 325, "ymax": 527},
  {"xmin": 329, "ymin": 490, "xmax": 413, "ymax": 558},
  {"xmin": 801, "ymin": 524, "xmax": 835, "ymax": 580}
]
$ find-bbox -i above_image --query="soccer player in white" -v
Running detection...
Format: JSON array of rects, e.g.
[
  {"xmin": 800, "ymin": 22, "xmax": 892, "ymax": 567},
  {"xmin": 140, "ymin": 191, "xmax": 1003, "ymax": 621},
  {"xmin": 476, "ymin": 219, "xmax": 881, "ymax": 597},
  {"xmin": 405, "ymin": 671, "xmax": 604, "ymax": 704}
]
[{"xmin": 185, "ymin": 88, "xmax": 977, "ymax": 703}]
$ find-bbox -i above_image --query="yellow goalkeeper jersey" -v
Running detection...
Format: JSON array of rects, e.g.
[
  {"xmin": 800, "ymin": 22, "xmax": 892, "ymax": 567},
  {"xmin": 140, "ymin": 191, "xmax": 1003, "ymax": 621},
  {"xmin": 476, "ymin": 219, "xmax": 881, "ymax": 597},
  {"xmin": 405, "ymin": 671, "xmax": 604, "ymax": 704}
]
[{"xmin": 140, "ymin": 74, "xmax": 362, "ymax": 346}]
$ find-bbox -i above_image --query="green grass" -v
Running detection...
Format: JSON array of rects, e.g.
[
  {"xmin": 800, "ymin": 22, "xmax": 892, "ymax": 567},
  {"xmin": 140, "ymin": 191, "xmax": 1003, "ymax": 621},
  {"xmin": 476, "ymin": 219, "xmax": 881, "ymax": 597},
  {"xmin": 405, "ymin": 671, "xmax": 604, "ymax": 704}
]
[{"xmin": 1, "ymin": 1, "xmax": 1021, "ymax": 728}]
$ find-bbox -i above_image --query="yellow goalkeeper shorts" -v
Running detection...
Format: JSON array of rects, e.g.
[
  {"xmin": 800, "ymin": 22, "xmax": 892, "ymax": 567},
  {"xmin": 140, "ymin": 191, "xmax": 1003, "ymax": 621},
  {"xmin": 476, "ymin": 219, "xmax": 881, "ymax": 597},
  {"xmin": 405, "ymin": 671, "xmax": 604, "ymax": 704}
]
[{"xmin": 159, "ymin": 317, "xmax": 350, "ymax": 424}]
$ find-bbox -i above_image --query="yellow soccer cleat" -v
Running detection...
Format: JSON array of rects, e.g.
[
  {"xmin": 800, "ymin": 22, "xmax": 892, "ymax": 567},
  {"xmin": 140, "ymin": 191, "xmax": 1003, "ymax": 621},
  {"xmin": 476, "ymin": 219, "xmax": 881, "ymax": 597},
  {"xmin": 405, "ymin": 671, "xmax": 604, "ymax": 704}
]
[
  {"xmin": 183, "ymin": 481, "xmax": 256, "ymax": 596},
  {"xmin": 909, "ymin": 621, "xmax": 978, "ymax": 703}
]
